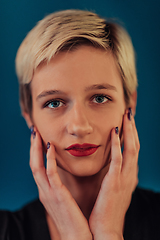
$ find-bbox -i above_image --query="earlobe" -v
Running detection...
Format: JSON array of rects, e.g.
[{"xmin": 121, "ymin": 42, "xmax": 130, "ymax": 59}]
[
  {"xmin": 22, "ymin": 111, "xmax": 33, "ymax": 129},
  {"xmin": 129, "ymin": 91, "xmax": 137, "ymax": 116}
]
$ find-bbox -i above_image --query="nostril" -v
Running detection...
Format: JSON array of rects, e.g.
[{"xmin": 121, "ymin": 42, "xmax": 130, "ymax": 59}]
[
  {"xmin": 67, "ymin": 121, "xmax": 93, "ymax": 137},
  {"xmin": 66, "ymin": 106, "xmax": 93, "ymax": 137}
]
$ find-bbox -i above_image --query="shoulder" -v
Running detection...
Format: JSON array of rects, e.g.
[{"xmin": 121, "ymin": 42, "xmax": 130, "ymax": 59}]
[
  {"xmin": 124, "ymin": 187, "xmax": 160, "ymax": 240},
  {"xmin": 0, "ymin": 199, "xmax": 50, "ymax": 240},
  {"xmin": 130, "ymin": 187, "xmax": 160, "ymax": 215}
]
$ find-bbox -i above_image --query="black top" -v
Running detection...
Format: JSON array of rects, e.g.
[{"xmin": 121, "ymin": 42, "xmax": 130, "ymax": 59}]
[{"xmin": 0, "ymin": 187, "xmax": 160, "ymax": 240}]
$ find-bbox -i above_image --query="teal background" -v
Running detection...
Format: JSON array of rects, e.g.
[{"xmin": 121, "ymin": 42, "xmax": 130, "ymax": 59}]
[{"xmin": 0, "ymin": 0, "xmax": 160, "ymax": 210}]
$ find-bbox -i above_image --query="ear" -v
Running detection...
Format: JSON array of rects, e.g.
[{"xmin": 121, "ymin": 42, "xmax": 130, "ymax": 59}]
[
  {"xmin": 129, "ymin": 90, "xmax": 137, "ymax": 116},
  {"xmin": 22, "ymin": 111, "xmax": 33, "ymax": 129}
]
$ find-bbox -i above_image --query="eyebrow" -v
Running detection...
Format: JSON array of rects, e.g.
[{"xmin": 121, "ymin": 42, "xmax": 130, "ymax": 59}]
[
  {"xmin": 36, "ymin": 83, "xmax": 117, "ymax": 100},
  {"xmin": 36, "ymin": 90, "xmax": 64, "ymax": 100},
  {"xmin": 85, "ymin": 83, "xmax": 117, "ymax": 92}
]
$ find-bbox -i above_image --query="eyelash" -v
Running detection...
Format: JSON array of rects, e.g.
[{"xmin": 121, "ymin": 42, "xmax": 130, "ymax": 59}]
[
  {"xmin": 43, "ymin": 94, "xmax": 111, "ymax": 109},
  {"xmin": 43, "ymin": 98, "xmax": 65, "ymax": 109},
  {"xmin": 91, "ymin": 94, "xmax": 111, "ymax": 104}
]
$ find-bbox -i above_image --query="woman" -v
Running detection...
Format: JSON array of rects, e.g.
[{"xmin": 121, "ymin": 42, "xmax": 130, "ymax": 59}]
[{"xmin": 1, "ymin": 9, "xmax": 160, "ymax": 240}]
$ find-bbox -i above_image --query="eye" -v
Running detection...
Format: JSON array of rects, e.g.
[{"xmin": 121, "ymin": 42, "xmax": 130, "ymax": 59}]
[
  {"xmin": 45, "ymin": 100, "xmax": 64, "ymax": 109},
  {"xmin": 92, "ymin": 94, "xmax": 110, "ymax": 104}
]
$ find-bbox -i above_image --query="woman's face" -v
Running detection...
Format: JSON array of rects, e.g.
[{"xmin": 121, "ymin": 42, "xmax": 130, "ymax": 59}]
[{"xmin": 30, "ymin": 46, "xmax": 126, "ymax": 176}]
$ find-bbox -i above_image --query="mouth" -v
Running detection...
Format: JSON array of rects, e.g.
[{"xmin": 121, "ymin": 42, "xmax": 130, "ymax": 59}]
[{"xmin": 65, "ymin": 143, "xmax": 100, "ymax": 157}]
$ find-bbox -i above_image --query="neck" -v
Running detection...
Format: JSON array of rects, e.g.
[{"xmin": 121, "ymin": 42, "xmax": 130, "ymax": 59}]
[{"xmin": 57, "ymin": 166, "xmax": 109, "ymax": 220}]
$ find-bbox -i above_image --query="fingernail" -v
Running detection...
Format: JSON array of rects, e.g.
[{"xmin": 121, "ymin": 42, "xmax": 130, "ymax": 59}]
[
  {"xmin": 47, "ymin": 142, "xmax": 50, "ymax": 149},
  {"xmin": 115, "ymin": 126, "xmax": 119, "ymax": 134},
  {"xmin": 33, "ymin": 131, "xmax": 36, "ymax": 139},
  {"xmin": 30, "ymin": 125, "xmax": 34, "ymax": 134},
  {"xmin": 128, "ymin": 108, "xmax": 132, "ymax": 121}
]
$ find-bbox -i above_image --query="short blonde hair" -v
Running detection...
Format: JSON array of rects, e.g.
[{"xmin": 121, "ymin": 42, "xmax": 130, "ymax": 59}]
[{"xmin": 16, "ymin": 9, "xmax": 137, "ymax": 115}]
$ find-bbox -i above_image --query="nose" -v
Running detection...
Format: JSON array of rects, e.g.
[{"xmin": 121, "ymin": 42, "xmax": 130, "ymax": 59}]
[{"xmin": 66, "ymin": 103, "xmax": 93, "ymax": 138}]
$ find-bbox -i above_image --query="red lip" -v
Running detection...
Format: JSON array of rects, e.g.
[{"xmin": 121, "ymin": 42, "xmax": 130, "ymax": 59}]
[{"xmin": 65, "ymin": 143, "xmax": 100, "ymax": 157}]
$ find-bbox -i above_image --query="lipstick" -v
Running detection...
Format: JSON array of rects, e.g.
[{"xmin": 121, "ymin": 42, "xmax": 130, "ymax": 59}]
[{"xmin": 65, "ymin": 143, "xmax": 99, "ymax": 157}]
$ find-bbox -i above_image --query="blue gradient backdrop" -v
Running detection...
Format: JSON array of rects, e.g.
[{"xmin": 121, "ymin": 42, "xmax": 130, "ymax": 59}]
[{"xmin": 0, "ymin": 0, "xmax": 160, "ymax": 210}]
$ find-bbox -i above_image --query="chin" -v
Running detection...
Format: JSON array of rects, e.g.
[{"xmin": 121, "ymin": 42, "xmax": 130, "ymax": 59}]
[
  {"xmin": 58, "ymin": 161, "xmax": 108, "ymax": 178},
  {"xmin": 73, "ymin": 169, "xmax": 100, "ymax": 177},
  {"xmin": 72, "ymin": 163, "xmax": 111, "ymax": 178},
  {"xmin": 56, "ymin": 151, "xmax": 111, "ymax": 177}
]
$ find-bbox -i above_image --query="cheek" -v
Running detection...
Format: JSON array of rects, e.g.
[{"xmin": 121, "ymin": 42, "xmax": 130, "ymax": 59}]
[
  {"xmin": 95, "ymin": 108, "xmax": 124, "ymax": 134},
  {"xmin": 33, "ymin": 113, "xmax": 63, "ymax": 146}
]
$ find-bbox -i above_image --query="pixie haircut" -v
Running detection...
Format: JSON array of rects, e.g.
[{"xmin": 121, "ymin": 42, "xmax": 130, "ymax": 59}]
[{"xmin": 16, "ymin": 9, "xmax": 137, "ymax": 116}]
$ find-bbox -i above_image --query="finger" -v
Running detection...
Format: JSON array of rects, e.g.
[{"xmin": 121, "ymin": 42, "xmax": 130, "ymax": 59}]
[
  {"xmin": 131, "ymin": 116, "xmax": 140, "ymax": 154},
  {"xmin": 122, "ymin": 109, "xmax": 139, "ymax": 174},
  {"xmin": 30, "ymin": 128, "xmax": 50, "ymax": 192},
  {"xmin": 129, "ymin": 115, "xmax": 140, "ymax": 187},
  {"xmin": 46, "ymin": 143, "xmax": 62, "ymax": 188},
  {"xmin": 109, "ymin": 127, "xmax": 122, "ymax": 176}
]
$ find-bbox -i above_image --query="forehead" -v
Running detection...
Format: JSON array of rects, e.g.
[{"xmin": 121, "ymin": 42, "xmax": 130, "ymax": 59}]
[{"xmin": 31, "ymin": 46, "xmax": 123, "ymax": 95}]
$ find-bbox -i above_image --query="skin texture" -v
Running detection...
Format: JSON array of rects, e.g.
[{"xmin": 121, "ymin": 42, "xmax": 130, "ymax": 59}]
[
  {"xmin": 31, "ymin": 47, "xmax": 126, "ymax": 175},
  {"xmin": 24, "ymin": 46, "xmax": 139, "ymax": 239}
]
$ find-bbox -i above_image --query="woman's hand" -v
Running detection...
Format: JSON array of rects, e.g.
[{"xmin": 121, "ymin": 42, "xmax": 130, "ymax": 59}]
[
  {"xmin": 29, "ymin": 129, "xmax": 92, "ymax": 240},
  {"xmin": 89, "ymin": 109, "xmax": 140, "ymax": 240}
]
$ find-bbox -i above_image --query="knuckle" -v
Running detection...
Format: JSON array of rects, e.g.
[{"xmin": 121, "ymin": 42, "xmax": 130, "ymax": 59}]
[
  {"xmin": 39, "ymin": 192, "xmax": 44, "ymax": 203},
  {"xmin": 112, "ymin": 158, "xmax": 122, "ymax": 172},
  {"xmin": 128, "ymin": 147, "xmax": 137, "ymax": 156},
  {"xmin": 31, "ymin": 167, "xmax": 38, "ymax": 176},
  {"xmin": 39, "ymin": 192, "xmax": 48, "ymax": 204},
  {"xmin": 46, "ymin": 168, "xmax": 54, "ymax": 178},
  {"xmin": 30, "ymin": 162, "xmax": 41, "ymax": 176},
  {"xmin": 136, "ymin": 141, "xmax": 140, "ymax": 151},
  {"xmin": 31, "ymin": 167, "xmax": 39, "ymax": 176},
  {"xmin": 48, "ymin": 187, "xmax": 65, "ymax": 204},
  {"xmin": 39, "ymin": 187, "xmax": 52, "ymax": 203},
  {"xmin": 46, "ymin": 168, "xmax": 58, "ymax": 182}
]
